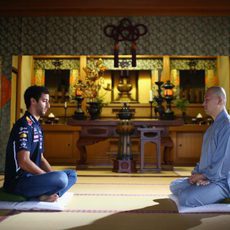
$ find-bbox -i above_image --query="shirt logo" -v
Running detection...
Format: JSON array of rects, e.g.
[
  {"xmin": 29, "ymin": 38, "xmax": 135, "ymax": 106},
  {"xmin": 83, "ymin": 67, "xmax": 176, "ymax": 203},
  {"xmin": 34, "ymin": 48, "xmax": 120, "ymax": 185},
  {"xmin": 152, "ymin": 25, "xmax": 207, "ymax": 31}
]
[
  {"xmin": 20, "ymin": 133, "xmax": 27, "ymax": 138},
  {"xmin": 33, "ymin": 134, "xmax": 39, "ymax": 143},
  {"xmin": 19, "ymin": 142, "xmax": 27, "ymax": 148},
  {"xmin": 26, "ymin": 116, "xmax": 33, "ymax": 126},
  {"xmin": 19, "ymin": 127, "xmax": 27, "ymax": 131}
]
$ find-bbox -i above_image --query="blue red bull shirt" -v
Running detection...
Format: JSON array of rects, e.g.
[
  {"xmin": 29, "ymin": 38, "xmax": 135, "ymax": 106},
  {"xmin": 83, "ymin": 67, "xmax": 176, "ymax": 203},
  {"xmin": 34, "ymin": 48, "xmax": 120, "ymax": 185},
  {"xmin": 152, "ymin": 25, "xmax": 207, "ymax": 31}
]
[{"xmin": 3, "ymin": 111, "xmax": 44, "ymax": 192}]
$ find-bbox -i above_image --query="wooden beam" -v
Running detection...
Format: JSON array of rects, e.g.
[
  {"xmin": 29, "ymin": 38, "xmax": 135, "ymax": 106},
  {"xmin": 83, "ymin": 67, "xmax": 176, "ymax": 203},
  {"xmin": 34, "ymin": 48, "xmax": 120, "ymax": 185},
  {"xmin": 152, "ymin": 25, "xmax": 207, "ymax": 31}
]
[{"xmin": 0, "ymin": 0, "xmax": 230, "ymax": 16}]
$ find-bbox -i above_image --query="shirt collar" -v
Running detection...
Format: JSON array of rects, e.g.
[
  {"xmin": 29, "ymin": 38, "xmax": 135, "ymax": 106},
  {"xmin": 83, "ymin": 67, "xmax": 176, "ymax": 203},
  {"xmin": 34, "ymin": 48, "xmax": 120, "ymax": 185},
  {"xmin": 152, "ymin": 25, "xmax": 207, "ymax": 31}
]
[
  {"xmin": 214, "ymin": 109, "xmax": 228, "ymax": 123},
  {"xmin": 25, "ymin": 111, "xmax": 40, "ymax": 126}
]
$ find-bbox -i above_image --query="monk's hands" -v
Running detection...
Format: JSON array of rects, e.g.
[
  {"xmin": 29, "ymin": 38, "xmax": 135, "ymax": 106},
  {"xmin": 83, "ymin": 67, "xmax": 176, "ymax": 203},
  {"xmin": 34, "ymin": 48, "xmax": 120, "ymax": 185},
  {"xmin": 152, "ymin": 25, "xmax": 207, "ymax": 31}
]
[{"xmin": 188, "ymin": 173, "xmax": 210, "ymax": 186}]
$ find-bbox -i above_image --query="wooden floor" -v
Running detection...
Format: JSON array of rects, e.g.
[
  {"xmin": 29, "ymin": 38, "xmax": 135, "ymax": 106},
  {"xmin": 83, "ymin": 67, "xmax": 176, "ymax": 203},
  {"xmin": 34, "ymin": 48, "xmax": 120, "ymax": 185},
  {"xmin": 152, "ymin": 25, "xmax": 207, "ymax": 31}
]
[{"xmin": 1, "ymin": 167, "xmax": 230, "ymax": 230}]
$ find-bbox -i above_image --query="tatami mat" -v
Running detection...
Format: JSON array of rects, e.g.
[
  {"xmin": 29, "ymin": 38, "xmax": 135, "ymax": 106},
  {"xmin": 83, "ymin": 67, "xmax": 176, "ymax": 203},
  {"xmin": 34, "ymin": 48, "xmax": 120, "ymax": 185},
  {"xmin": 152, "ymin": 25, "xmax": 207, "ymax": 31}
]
[
  {"xmin": 1, "ymin": 167, "xmax": 230, "ymax": 230},
  {"xmin": 53, "ymin": 166, "xmax": 191, "ymax": 177}
]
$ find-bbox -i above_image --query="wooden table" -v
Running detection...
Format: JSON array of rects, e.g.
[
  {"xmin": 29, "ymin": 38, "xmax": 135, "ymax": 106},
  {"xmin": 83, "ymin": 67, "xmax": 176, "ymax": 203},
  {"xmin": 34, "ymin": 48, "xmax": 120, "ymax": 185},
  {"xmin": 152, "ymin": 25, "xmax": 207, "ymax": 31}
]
[{"xmin": 68, "ymin": 118, "xmax": 184, "ymax": 169}]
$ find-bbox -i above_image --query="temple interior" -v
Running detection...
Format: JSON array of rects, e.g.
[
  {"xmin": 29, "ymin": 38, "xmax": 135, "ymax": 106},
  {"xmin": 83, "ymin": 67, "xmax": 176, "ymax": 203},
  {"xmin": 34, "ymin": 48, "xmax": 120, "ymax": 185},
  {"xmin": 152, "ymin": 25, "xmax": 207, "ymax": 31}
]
[{"xmin": 0, "ymin": 1, "xmax": 230, "ymax": 229}]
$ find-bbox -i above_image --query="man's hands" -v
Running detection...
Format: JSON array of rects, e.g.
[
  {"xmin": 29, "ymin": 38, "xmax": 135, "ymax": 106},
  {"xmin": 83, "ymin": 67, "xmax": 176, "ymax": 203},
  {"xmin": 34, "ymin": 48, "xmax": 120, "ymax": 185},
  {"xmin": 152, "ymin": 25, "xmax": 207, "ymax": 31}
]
[{"xmin": 188, "ymin": 173, "xmax": 210, "ymax": 186}]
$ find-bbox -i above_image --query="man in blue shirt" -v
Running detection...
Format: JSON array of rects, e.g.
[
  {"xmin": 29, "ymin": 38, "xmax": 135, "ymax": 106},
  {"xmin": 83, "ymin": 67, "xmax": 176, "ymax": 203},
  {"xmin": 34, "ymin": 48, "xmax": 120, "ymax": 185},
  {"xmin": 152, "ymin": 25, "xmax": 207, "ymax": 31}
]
[
  {"xmin": 3, "ymin": 85, "xmax": 77, "ymax": 202},
  {"xmin": 170, "ymin": 86, "xmax": 230, "ymax": 207}
]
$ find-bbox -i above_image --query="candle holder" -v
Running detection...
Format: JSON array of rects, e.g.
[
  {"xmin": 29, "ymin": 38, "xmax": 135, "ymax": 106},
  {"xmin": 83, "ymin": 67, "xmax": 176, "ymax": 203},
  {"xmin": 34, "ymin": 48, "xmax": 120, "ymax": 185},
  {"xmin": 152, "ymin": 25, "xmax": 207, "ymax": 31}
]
[
  {"xmin": 64, "ymin": 101, "xmax": 68, "ymax": 121},
  {"xmin": 74, "ymin": 95, "xmax": 86, "ymax": 120},
  {"xmin": 154, "ymin": 81, "xmax": 165, "ymax": 119}
]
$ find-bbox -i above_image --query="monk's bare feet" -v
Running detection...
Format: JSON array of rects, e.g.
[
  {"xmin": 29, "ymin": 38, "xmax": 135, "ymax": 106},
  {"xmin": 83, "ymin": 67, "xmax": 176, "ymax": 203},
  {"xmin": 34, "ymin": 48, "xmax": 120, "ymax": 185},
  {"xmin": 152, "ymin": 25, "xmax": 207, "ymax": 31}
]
[{"xmin": 39, "ymin": 194, "xmax": 59, "ymax": 202}]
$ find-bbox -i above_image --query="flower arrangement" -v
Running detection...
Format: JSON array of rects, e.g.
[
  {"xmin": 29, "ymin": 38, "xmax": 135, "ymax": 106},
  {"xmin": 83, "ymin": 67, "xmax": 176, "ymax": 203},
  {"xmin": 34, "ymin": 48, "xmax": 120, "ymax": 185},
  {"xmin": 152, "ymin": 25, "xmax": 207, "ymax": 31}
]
[{"xmin": 75, "ymin": 58, "xmax": 108, "ymax": 101}]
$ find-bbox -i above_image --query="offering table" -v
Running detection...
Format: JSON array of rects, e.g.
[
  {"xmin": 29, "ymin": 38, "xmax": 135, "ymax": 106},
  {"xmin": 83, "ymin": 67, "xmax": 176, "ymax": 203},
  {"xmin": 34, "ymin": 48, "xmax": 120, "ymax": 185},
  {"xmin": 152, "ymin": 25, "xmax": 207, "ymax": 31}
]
[{"xmin": 68, "ymin": 118, "xmax": 183, "ymax": 169}]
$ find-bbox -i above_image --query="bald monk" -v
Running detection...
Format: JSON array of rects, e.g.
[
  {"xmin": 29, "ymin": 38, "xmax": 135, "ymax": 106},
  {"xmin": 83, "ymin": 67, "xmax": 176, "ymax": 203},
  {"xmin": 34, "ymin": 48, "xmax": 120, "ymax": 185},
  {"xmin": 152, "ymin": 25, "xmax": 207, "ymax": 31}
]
[{"xmin": 170, "ymin": 86, "xmax": 230, "ymax": 207}]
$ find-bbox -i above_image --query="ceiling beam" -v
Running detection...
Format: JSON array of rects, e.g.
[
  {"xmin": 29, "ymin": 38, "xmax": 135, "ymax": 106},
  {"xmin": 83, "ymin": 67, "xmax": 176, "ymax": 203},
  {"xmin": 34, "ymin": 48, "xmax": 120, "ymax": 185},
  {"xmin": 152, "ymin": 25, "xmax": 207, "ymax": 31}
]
[{"xmin": 0, "ymin": 0, "xmax": 230, "ymax": 16}]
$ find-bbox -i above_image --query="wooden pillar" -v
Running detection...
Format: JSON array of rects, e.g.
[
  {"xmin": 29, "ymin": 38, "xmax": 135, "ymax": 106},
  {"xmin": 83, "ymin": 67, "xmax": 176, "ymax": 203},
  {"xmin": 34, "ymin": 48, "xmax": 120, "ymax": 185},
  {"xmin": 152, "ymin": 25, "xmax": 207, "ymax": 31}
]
[
  {"xmin": 79, "ymin": 55, "xmax": 87, "ymax": 81},
  {"xmin": 162, "ymin": 55, "xmax": 170, "ymax": 82}
]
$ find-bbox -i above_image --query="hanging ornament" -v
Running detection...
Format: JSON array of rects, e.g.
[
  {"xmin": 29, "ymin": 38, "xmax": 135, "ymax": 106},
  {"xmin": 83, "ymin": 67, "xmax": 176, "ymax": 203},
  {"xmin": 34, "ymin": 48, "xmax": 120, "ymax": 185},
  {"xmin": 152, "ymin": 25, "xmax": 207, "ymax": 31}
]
[{"xmin": 104, "ymin": 18, "xmax": 148, "ymax": 68}]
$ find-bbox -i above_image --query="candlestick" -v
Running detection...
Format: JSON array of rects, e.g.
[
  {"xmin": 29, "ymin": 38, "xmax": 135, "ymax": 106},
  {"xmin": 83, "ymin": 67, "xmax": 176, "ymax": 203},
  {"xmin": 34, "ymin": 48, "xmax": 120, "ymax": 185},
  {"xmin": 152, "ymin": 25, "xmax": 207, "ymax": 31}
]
[
  {"xmin": 64, "ymin": 102, "xmax": 67, "ymax": 121},
  {"xmin": 154, "ymin": 81, "xmax": 165, "ymax": 119}
]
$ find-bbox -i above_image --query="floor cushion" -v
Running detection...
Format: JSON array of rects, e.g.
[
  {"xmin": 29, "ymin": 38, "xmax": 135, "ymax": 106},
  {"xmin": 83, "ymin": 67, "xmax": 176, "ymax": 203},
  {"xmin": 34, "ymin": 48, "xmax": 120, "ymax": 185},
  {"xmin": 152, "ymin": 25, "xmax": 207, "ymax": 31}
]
[
  {"xmin": 169, "ymin": 194, "xmax": 230, "ymax": 213},
  {"xmin": 0, "ymin": 187, "xmax": 27, "ymax": 202},
  {"xmin": 0, "ymin": 192, "xmax": 73, "ymax": 211}
]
